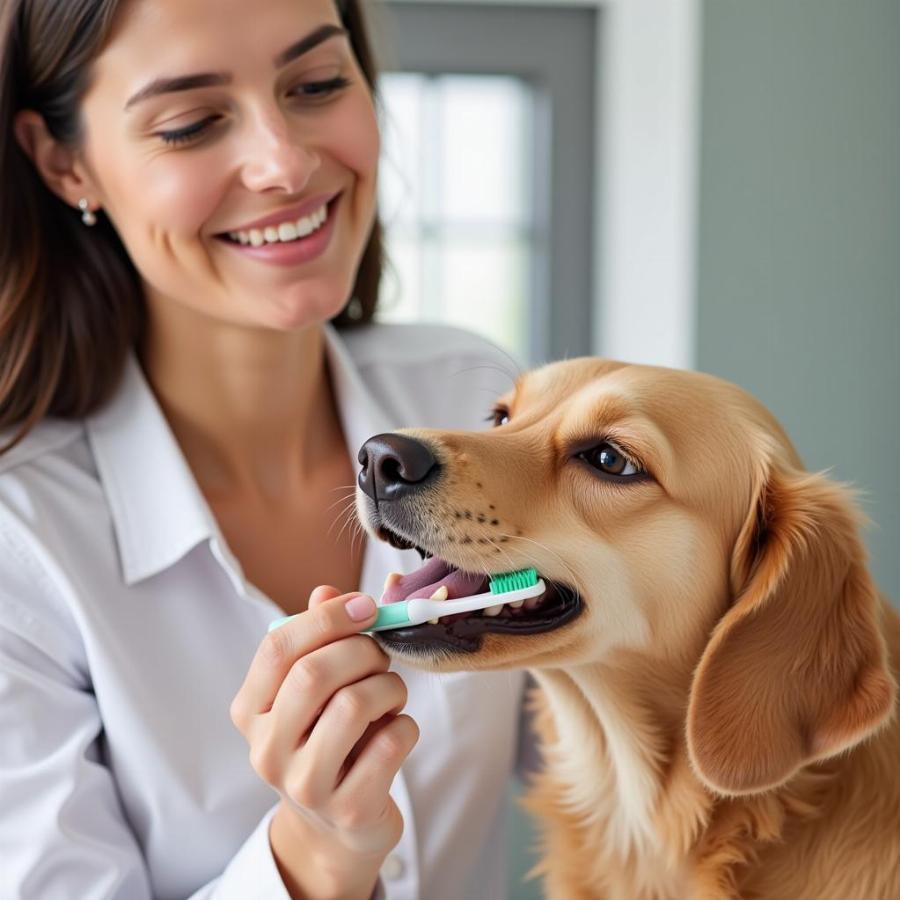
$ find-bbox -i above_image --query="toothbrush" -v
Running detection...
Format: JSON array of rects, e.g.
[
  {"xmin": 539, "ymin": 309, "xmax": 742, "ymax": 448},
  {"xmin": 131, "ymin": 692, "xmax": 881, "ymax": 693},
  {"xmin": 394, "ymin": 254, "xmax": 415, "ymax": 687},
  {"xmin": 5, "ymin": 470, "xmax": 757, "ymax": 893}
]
[
  {"xmin": 365, "ymin": 568, "xmax": 544, "ymax": 632},
  {"xmin": 267, "ymin": 568, "xmax": 544, "ymax": 634}
]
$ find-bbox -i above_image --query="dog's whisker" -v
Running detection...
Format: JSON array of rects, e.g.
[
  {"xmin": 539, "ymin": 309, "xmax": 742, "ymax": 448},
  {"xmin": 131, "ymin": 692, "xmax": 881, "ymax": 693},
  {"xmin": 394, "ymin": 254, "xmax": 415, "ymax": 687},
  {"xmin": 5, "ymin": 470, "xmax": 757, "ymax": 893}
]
[
  {"xmin": 483, "ymin": 534, "xmax": 519, "ymax": 574},
  {"xmin": 343, "ymin": 511, "xmax": 367, "ymax": 551},
  {"xmin": 330, "ymin": 495, "xmax": 365, "ymax": 540},
  {"xmin": 350, "ymin": 516, "xmax": 368, "ymax": 558},
  {"xmin": 326, "ymin": 490, "xmax": 358, "ymax": 514},
  {"xmin": 327, "ymin": 502, "xmax": 358, "ymax": 541},
  {"xmin": 328, "ymin": 481, "xmax": 357, "ymax": 493},
  {"xmin": 449, "ymin": 361, "xmax": 521, "ymax": 389},
  {"xmin": 498, "ymin": 532, "xmax": 582, "ymax": 595}
]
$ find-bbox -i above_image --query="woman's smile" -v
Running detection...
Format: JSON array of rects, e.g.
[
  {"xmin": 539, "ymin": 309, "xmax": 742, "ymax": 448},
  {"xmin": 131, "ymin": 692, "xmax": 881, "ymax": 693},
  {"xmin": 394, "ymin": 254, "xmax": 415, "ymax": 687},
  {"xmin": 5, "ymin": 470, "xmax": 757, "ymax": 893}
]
[{"xmin": 214, "ymin": 192, "xmax": 342, "ymax": 268}]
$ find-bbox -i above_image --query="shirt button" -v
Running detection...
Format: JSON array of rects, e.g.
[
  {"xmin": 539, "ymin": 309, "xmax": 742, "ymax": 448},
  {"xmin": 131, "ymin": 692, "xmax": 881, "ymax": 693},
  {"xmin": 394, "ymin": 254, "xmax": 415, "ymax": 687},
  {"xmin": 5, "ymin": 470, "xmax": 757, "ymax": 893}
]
[{"xmin": 381, "ymin": 853, "xmax": 405, "ymax": 880}]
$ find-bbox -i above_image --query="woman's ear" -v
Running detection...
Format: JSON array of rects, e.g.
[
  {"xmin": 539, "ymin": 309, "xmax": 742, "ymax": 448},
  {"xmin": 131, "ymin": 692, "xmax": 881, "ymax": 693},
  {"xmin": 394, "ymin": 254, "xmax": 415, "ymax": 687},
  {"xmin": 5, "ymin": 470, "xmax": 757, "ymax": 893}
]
[
  {"xmin": 13, "ymin": 109, "xmax": 96, "ymax": 209},
  {"xmin": 686, "ymin": 455, "xmax": 896, "ymax": 796}
]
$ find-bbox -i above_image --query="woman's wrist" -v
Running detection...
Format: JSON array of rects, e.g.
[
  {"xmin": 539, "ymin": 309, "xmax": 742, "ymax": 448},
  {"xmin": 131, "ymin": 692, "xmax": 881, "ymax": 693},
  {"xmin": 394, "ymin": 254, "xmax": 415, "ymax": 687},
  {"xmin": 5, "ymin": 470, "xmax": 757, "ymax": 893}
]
[{"xmin": 270, "ymin": 801, "xmax": 385, "ymax": 900}]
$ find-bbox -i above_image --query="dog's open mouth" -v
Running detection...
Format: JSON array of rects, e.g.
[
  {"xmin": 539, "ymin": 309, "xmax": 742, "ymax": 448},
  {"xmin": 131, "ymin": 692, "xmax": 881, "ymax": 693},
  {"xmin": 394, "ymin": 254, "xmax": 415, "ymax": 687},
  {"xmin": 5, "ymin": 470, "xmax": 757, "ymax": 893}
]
[{"xmin": 373, "ymin": 525, "xmax": 581, "ymax": 653}]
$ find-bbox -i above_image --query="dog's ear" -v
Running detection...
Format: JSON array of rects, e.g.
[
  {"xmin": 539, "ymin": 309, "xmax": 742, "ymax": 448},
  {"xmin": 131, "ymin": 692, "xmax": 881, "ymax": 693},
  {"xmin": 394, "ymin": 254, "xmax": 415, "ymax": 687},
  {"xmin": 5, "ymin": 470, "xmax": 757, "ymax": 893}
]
[{"xmin": 686, "ymin": 455, "xmax": 896, "ymax": 796}]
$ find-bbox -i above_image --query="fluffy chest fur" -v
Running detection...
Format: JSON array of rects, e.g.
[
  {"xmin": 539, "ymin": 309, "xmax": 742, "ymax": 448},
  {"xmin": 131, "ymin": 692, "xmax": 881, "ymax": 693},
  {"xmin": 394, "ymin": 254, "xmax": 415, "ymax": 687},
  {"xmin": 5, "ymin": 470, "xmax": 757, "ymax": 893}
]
[{"xmin": 520, "ymin": 648, "xmax": 900, "ymax": 900}]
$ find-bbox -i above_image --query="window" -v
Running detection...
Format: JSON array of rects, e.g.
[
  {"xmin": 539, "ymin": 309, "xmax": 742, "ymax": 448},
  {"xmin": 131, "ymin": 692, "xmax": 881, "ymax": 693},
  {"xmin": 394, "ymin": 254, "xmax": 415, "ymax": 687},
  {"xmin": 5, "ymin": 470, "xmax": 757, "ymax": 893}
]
[
  {"xmin": 373, "ymin": 1, "xmax": 596, "ymax": 366},
  {"xmin": 379, "ymin": 73, "xmax": 535, "ymax": 360}
]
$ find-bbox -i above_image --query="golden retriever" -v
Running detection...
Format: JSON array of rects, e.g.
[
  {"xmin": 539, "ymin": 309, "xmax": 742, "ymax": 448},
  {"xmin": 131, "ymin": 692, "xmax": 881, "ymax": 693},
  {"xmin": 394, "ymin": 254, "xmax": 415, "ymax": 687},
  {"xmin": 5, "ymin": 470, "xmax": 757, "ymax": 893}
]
[{"xmin": 354, "ymin": 358, "xmax": 899, "ymax": 900}]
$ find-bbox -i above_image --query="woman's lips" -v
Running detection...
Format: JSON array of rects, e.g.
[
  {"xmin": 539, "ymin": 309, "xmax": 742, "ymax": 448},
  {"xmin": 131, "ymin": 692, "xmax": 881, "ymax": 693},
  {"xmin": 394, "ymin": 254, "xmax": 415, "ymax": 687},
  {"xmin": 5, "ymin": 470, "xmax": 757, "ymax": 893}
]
[{"xmin": 215, "ymin": 195, "xmax": 340, "ymax": 268}]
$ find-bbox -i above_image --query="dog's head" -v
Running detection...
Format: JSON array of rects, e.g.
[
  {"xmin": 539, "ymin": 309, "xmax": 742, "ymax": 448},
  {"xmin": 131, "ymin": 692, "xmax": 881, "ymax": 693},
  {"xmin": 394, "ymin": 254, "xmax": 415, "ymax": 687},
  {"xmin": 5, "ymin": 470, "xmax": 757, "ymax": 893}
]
[{"xmin": 355, "ymin": 358, "xmax": 895, "ymax": 794}]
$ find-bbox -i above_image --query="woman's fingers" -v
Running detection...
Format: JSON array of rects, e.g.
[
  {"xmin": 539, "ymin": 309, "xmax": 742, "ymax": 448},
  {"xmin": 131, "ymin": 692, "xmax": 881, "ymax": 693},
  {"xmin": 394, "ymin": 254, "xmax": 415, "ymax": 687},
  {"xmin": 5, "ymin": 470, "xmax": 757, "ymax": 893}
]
[
  {"xmin": 230, "ymin": 590, "xmax": 379, "ymax": 729},
  {"xmin": 331, "ymin": 713, "xmax": 420, "ymax": 825},
  {"xmin": 281, "ymin": 671, "xmax": 410, "ymax": 810},
  {"xmin": 261, "ymin": 634, "xmax": 391, "ymax": 759}
]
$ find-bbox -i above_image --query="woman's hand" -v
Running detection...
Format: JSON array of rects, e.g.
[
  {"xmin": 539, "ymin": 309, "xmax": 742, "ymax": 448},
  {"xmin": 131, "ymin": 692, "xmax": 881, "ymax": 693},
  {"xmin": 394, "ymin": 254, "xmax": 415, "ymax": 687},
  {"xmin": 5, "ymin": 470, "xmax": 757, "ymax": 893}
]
[{"xmin": 230, "ymin": 585, "xmax": 419, "ymax": 899}]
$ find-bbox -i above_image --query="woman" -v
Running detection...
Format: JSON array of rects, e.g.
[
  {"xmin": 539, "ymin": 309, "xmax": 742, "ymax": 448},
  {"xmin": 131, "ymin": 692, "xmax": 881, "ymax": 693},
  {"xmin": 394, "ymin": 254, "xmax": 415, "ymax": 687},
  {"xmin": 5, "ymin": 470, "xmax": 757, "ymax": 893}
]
[{"xmin": 0, "ymin": 0, "xmax": 534, "ymax": 897}]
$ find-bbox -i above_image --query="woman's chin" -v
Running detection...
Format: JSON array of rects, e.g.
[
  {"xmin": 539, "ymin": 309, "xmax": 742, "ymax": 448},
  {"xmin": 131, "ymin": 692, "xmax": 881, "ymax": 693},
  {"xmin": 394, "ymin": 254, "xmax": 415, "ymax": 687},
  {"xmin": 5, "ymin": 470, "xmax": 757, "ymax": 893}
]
[{"xmin": 257, "ymin": 286, "xmax": 352, "ymax": 332}]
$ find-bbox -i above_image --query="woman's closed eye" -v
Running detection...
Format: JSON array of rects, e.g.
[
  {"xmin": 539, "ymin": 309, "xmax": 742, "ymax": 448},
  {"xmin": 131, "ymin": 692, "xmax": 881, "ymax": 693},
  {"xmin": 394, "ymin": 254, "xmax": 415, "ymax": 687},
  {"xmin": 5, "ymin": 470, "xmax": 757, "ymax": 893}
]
[{"xmin": 154, "ymin": 76, "xmax": 353, "ymax": 147}]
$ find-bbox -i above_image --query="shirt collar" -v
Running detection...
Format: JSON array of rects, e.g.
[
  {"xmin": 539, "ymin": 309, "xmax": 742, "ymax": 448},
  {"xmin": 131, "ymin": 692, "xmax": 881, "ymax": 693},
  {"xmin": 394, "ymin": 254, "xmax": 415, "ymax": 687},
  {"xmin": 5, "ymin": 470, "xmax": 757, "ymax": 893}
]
[
  {"xmin": 85, "ymin": 323, "xmax": 397, "ymax": 587},
  {"xmin": 85, "ymin": 354, "xmax": 217, "ymax": 585}
]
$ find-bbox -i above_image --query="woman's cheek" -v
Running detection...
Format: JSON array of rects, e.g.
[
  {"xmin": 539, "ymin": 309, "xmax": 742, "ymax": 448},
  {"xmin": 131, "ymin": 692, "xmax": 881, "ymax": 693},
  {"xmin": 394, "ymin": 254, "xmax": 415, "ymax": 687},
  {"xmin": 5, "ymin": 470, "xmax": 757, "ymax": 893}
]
[
  {"xmin": 138, "ymin": 153, "xmax": 229, "ymax": 241},
  {"xmin": 333, "ymin": 95, "xmax": 381, "ymax": 182}
]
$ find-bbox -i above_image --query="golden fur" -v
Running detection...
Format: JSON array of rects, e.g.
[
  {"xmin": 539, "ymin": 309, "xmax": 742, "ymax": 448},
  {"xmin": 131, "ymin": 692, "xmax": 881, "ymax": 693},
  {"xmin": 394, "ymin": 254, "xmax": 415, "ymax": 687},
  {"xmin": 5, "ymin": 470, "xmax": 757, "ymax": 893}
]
[{"xmin": 358, "ymin": 358, "xmax": 899, "ymax": 899}]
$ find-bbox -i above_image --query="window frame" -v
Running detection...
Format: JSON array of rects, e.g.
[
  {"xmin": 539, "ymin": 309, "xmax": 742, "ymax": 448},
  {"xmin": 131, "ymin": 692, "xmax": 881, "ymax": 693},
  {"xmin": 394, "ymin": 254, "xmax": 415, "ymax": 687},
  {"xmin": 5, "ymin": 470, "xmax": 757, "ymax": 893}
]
[{"xmin": 379, "ymin": 0, "xmax": 701, "ymax": 369}]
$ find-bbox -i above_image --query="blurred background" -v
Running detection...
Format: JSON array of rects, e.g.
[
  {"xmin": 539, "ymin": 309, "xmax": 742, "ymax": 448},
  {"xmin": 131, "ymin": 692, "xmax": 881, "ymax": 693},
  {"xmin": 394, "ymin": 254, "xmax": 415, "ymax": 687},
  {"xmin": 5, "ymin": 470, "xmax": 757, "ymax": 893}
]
[{"xmin": 367, "ymin": 0, "xmax": 899, "ymax": 896}]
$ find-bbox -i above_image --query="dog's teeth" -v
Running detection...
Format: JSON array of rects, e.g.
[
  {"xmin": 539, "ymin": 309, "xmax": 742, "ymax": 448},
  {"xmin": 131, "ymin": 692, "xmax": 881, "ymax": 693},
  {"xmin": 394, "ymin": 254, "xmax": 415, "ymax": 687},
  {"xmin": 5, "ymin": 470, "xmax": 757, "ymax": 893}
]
[
  {"xmin": 509, "ymin": 599, "xmax": 525, "ymax": 608},
  {"xmin": 430, "ymin": 586, "xmax": 449, "ymax": 601},
  {"xmin": 483, "ymin": 604, "xmax": 504, "ymax": 617},
  {"xmin": 428, "ymin": 618, "xmax": 440, "ymax": 625},
  {"xmin": 383, "ymin": 572, "xmax": 403, "ymax": 593},
  {"xmin": 524, "ymin": 596, "xmax": 543, "ymax": 610}
]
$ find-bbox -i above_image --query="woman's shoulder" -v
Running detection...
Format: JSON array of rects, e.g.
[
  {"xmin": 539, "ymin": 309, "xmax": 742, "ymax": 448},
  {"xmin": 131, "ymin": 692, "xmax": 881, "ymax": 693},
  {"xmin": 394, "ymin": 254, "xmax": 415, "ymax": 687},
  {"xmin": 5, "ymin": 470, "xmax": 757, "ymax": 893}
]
[
  {"xmin": 337, "ymin": 321, "xmax": 521, "ymax": 431},
  {"xmin": 0, "ymin": 419, "xmax": 93, "ymax": 659},
  {"xmin": 339, "ymin": 320, "xmax": 514, "ymax": 369},
  {"xmin": 0, "ymin": 418, "xmax": 85, "ymax": 479},
  {"xmin": 0, "ymin": 418, "xmax": 99, "ymax": 577}
]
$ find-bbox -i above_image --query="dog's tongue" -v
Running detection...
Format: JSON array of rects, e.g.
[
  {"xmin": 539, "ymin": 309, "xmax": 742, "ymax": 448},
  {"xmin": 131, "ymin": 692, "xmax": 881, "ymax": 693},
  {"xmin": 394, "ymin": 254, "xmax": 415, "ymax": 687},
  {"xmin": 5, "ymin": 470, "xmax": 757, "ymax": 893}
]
[{"xmin": 380, "ymin": 556, "xmax": 488, "ymax": 604}]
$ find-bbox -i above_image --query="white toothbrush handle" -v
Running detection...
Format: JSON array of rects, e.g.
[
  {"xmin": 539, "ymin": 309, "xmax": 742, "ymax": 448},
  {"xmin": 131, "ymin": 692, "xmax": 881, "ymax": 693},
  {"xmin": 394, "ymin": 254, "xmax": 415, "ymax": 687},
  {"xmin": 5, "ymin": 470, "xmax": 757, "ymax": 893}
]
[{"xmin": 404, "ymin": 579, "xmax": 546, "ymax": 627}]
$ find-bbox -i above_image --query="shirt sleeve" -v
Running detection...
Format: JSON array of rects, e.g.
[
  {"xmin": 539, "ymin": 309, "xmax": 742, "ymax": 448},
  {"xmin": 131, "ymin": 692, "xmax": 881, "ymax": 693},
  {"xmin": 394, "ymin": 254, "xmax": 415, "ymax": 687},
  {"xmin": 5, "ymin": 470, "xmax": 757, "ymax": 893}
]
[{"xmin": 0, "ymin": 600, "xmax": 293, "ymax": 900}]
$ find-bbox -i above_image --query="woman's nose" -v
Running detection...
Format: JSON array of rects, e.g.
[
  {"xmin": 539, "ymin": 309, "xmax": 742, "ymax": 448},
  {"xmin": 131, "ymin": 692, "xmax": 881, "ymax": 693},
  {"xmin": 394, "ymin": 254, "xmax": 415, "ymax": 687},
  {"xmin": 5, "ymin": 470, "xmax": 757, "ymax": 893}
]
[{"xmin": 239, "ymin": 112, "xmax": 321, "ymax": 194}]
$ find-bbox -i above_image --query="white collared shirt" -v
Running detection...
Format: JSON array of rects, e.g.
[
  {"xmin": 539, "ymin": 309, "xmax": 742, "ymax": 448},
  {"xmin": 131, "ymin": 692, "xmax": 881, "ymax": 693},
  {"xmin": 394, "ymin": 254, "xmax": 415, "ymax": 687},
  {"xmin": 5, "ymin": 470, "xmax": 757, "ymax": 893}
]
[{"xmin": 0, "ymin": 322, "xmax": 536, "ymax": 900}]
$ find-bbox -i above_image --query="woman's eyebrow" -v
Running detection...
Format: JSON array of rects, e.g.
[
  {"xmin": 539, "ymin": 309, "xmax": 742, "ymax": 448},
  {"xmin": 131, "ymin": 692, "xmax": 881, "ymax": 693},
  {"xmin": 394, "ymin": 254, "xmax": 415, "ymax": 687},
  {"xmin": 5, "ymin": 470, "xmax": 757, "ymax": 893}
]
[{"xmin": 123, "ymin": 23, "xmax": 348, "ymax": 111}]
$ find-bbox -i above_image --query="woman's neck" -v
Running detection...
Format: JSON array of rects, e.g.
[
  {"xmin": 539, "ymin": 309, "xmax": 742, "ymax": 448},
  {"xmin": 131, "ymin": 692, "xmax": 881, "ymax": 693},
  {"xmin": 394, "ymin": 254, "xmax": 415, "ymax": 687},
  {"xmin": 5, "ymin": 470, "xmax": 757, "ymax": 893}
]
[{"xmin": 140, "ymin": 307, "xmax": 346, "ymax": 502}]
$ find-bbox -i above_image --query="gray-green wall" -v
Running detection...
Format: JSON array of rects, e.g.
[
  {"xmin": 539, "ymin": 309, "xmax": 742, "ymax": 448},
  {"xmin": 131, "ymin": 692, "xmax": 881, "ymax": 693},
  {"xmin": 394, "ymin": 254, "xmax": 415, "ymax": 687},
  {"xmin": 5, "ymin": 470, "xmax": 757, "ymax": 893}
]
[{"xmin": 696, "ymin": 0, "xmax": 900, "ymax": 603}]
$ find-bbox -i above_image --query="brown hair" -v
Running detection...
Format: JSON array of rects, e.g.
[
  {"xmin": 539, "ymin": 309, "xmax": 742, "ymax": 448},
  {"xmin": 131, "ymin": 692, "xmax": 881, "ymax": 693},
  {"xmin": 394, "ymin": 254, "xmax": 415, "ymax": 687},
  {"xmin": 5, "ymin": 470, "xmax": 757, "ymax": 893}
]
[{"xmin": 0, "ymin": 0, "xmax": 384, "ymax": 454}]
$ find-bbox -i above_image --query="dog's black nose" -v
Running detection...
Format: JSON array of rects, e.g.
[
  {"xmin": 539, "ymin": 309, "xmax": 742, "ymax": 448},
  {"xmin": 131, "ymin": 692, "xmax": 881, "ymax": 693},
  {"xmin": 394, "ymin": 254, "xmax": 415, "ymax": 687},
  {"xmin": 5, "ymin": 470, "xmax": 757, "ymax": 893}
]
[{"xmin": 357, "ymin": 433, "xmax": 439, "ymax": 502}]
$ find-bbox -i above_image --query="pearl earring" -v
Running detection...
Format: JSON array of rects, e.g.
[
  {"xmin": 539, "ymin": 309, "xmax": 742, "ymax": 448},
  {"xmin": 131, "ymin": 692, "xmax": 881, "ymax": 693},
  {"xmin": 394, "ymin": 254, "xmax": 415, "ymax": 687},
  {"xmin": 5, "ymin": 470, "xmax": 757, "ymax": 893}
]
[{"xmin": 78, "ymin": 198, "xmax": 97, "ymax": 227}]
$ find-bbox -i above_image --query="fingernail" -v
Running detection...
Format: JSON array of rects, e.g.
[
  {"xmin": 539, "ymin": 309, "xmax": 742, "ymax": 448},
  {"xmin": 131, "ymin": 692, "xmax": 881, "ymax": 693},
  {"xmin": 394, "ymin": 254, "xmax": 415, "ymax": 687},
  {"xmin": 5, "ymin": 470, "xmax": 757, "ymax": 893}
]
[{"xmin": 345, "ymin": 594, "xmax": 376, "ymax": 621}]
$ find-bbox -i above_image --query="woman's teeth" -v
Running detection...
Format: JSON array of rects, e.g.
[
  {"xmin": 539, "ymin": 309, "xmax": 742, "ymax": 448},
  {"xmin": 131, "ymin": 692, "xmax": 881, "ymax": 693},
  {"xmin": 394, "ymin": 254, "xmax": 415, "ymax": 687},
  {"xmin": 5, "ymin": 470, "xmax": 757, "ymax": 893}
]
[{"xmin": 228, "ymin": 203, "xmax": 328, "ymax": 246}]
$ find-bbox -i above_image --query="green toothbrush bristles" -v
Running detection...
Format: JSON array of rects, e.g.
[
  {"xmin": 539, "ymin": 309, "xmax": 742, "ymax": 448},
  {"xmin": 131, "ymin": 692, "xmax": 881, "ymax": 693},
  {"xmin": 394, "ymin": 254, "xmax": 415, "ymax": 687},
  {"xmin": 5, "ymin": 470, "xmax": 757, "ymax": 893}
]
[{"xmin": 488, "ymin": 567, "xmax": 539, "ymax": 594}]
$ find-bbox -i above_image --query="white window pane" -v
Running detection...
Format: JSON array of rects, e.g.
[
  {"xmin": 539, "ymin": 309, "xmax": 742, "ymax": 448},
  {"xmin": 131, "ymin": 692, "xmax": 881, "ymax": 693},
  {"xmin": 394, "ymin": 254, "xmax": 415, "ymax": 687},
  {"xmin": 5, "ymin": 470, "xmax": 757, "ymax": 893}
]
[
  {"xmin": 378, "ymin": 232, "xmax": 423, "ymax": 322},
  {"xmin": 378, "ymin": 74, "xmax": 424, "ymax": 227},
  {"xmin": 377, "ymin": 73, "xmax": 535, "ymax": 363},
  {"xmin": 440, "ymin": 236, "xmax": 529, "ymax": 360},
  {"xmin": 439, "ymin": 76, "xmax": 531, "ymax": 225}
]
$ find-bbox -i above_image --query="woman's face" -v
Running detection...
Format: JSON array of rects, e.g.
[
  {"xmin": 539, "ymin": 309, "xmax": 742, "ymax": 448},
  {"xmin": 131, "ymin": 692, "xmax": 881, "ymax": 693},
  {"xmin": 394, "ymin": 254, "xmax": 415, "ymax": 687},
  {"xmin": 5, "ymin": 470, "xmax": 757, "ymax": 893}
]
[{"xmin": 79, "ymin": 0, "xmax": 379, "ymax": 331}]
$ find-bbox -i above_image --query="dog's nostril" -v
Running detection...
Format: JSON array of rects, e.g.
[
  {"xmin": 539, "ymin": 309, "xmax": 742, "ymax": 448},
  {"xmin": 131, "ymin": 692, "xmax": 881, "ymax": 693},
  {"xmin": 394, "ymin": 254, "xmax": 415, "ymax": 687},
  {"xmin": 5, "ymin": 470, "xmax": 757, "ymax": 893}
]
[
  {"xmin": 379, "ymin": 457, "xmax": 403, "ymax": 483},
  {"xmin": 357, "ymin": 433, "xmax": 440, "ymax": 501}
]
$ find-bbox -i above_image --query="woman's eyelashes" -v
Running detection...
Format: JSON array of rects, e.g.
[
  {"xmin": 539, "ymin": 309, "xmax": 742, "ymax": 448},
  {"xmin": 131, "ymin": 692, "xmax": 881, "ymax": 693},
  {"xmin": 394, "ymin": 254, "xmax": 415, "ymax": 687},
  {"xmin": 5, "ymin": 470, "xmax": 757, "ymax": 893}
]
[
  {"xmin": 157, "ymin": 115, "xmax": 221, "ymax": 146},
  {"xmin": 154, "ymin": 76, "xmax": 353, "ymax": 147}
]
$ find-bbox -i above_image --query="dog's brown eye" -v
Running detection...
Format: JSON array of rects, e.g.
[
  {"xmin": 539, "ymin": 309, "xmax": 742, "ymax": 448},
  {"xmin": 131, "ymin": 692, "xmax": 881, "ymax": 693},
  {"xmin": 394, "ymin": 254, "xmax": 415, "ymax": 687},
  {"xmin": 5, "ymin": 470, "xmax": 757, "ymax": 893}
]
[
  {"xmin": 579, "ymin": 443, "xmax": 640, "ymax": 477},
  {"xmin": 488, "ymin": 407, "xmax": 510, "ymax": 428}
]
